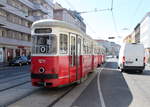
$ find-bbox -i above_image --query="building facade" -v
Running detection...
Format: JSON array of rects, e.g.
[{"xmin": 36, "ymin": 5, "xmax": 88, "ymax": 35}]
[
  {"xmin": 134, "ymin": 23, "xmax": 140, "ymax": 43},
  {"xmin": 123, "ymin": 34, "xmax": 132, "ymax": 43},
  {"xmin": 140, "ymin": 12, "xmax": 150, "ymax": 64},
  {"xmin": 53, "ymin": 3, "xmax": 86, "ymax": 33},
  {"xmin": 96, "ymin": 39, "xmax": 120, "ymax": 56},
  {"xmin": 0, "ymin": 0, "xmax": 53, "ymax": 63}
]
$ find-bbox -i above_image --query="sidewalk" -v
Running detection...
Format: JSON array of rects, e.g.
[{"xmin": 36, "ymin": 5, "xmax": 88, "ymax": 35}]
[{"xmin": 145, "ymin": 64, "xmax": 150, "ymax": 71}]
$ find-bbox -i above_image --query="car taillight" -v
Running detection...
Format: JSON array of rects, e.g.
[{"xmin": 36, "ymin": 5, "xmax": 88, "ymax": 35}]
[{"xmin": 122, "ymin": 56, "xmax": 125, "ymax": 64}]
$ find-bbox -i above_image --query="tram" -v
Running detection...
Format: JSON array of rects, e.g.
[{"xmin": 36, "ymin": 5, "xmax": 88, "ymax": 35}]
[{"xmin": 30, "ymin": 19, "xmax": 105, "ymax": 87}]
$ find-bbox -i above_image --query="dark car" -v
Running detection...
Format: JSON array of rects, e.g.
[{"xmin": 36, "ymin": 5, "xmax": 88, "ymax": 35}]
[
  {"xmin": 27, "ymin": 56, "xmax": 31, "ymax": 64},
  {"xmin": 9, "ymin": 56, "xmax": 29, "ymax": 66}
]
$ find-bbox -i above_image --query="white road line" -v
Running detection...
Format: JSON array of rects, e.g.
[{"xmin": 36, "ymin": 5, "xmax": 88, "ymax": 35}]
[{"xmin": 97, "ymin": 66, "xmax": 106, "ymax": 107}]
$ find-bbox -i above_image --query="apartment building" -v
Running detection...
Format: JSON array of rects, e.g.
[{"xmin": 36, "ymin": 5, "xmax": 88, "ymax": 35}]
[
  {"xmin": 123, "ymin": 34, "xmax": 132, "ymax": 43},
  {"xmin": 0, "ymin": 0, "xmax": 53, "ymax": 63},
  {"xmin": 140, "ymin": 12, "xmax": 150, "ymax": 64},
  {"xmin": 96, "ymin": 39, "xmax": 120, "ymax": 56},
  {"xmin": 53, "ymin": 3, "xmax": 86, "ymax": 33},
  {"xmin": 134, "ymin": 23, "xmax": 140, "ymax": 43}
]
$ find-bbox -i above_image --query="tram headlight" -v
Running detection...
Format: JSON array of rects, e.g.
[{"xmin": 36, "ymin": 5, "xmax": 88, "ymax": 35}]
[{"xmin": 39, "ymin": 67, "xmax": 45, "ymax": 73}]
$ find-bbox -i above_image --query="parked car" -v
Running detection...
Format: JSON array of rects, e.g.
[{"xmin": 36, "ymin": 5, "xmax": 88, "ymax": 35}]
[
  {"xmin": 118, "ymin": 43, "xmax": 145, "ymax": 73},
  {"xmin": 9, "ymin": 56, "xmax": 29, "ymax": 66},
  {"xmin": 27, "ymin": 56, "xmax": 31, "ymax": 64}
]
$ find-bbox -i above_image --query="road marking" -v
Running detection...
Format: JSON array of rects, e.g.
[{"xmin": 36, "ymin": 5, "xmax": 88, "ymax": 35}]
[{"xmin": 97, "ymin": 66, "xmax": 106, "ymax": 107}]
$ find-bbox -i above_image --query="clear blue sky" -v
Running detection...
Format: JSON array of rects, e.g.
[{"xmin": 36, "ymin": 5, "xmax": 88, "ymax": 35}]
[{"xmin": 54, "ymin": 0, "xmax": 150, "ymax": 44}]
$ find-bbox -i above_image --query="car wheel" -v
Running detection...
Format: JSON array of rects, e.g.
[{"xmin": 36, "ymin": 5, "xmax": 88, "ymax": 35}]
[
  {"xmin": 121, "ymin": 69, "xmax": 124, "ymax": 73},
  {"xmin": 19, "ymin": 63, "xmax": 22, "ymax": 66}
]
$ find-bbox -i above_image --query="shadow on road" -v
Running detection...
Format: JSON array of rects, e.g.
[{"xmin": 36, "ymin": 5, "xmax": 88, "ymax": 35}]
[{"xmin": 100, "ymin": 62, "xmax": 133, "ymax": 107}]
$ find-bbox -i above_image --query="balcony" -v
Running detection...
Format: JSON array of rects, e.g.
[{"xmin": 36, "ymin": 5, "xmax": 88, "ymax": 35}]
[
  {"xmin": 0, "ymin": 16, "xmax": 30, "ymax": 34},
  {"xmin": 44, "ymin": 0, "xmax": 54, "ymax": 8},
  {"xmin": 18, "ymin": 0, "xmax": 35, "ymax": 10},
  {"xmin": 33, "ymin": 3, "xmax": 48, "ymax": 14},
  {"xmin": 0, "ymin": 2, "xmax": 35, "ymax": 22},
  {"xmin": 0, "ymin": 37, "xmax": 32, "ymax": 47}
]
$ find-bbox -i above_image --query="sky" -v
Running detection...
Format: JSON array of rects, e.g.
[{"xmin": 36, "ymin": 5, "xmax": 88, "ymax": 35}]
[{"xmin": 54, "ymin": 0, "xmax": 150, "ymax": 44}]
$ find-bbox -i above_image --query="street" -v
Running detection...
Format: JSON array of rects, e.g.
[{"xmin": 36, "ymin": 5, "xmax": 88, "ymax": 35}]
[{"xmin": 0, "ymin": 58, "xmax": 150, "ymax": 107}]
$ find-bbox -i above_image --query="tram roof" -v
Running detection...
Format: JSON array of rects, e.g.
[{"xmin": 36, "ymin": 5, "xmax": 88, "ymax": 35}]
[{"xmin": 32, "ymin": 19, "xmax": 85, "ymax": 36}]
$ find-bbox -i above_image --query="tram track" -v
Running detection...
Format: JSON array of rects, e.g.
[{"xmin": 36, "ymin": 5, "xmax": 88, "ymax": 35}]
[
  {"xmin": 0, "ymin": 80, "xmax": 30, "ymax": 92},
  {"xmin": 8, "ymin": 71, "xmax": 98, "ymax": 107},
  {"xmin": 8, "ymin": 83, "xmax": 78, "ymax": 107},
  {"xmin": 0, "ymin": 67, "xmax": 30, "ymax": 74},
  {"xmin": 0, "ymin": 72, "xmax": 29, "ymax": 80},
  {"xmin": 48, "ymin": 85, "xmax": 76, "ymax": 107},
  {"xmin": 0, "ymin": 73, "xmax": 30, "ymax": 84}
]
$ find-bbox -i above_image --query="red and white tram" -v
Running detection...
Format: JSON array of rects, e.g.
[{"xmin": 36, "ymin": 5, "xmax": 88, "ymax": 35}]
[{"xmin": 31, "ymin": 19, "xmax": 105, "ymax": 87}]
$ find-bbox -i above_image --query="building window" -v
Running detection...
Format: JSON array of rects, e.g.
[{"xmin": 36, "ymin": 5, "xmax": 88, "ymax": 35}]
[
  {"xmin": 59, "ymin": 34, "xmax": 68, "ymax": 54},
  {"xmin": 7, "ymin": 0, "xmax": 29, "ymax": 15},
  {"xmin": 0, "ymin": 9, "xmax": 7, "ymax": 17},
  {"xmin": 0, "ymin": 28, "xmax": 6, "ymax": 38}
]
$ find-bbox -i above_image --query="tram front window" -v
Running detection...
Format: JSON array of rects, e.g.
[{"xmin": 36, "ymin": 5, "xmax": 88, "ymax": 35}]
[{"xmin": 32, "ymin": 35, "xmax": 57, "ymax": 54}]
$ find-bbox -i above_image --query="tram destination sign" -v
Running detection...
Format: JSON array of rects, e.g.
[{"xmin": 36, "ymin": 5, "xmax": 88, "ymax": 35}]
[{"xmin": 35, "ymin": 28, "xmax": 52, "ymax": 33}]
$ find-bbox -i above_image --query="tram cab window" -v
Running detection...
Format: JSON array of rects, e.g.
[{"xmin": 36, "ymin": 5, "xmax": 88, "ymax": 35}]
[
  {"xmin": 59, "ymin": 34, "xmax": 68, "ymax": 54},
  {"xmin": 32, "ymin": 35, "xmax": 57, "ymax": 54}
]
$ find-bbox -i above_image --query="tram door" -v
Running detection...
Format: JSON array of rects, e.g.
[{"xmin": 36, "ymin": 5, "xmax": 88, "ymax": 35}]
[{"xmin": 69, "ymin": 34, "xmax": 77, "ymax": 82}]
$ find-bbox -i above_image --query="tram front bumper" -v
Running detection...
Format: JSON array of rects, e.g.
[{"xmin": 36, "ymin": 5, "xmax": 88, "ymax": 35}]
[{"xmin": 31, "ymin": 73, "xmax": 58, "ymax": 79}]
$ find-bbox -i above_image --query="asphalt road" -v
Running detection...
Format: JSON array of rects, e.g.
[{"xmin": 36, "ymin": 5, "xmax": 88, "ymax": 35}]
[
  {"xmin": 2, "ymin": 59, "xmax": 150, "ymax": 107},
  {"xmin": 72, "ymin": 58, "xmax": 150, "ymax": 107}
]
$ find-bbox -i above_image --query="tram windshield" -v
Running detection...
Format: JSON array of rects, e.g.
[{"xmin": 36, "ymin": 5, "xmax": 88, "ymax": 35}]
[{"xmin": 32, "ymin": 35, "xmax": 57, "ymax": 55}]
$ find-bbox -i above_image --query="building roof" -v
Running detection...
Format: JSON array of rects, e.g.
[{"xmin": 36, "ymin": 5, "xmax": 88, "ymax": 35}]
[{"xmin": 140, "ymin": 12, "xmax": 150, "ymax": 24}]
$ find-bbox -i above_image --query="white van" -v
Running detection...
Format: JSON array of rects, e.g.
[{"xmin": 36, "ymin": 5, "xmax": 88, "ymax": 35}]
[{"xmin": 118, "ymin": 43, "xmax": 145, "ymax": 73}]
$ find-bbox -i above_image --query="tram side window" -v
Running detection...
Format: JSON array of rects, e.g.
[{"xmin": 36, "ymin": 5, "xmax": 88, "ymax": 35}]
[
  {"xmin": 49, "ymin": 35, "xmax": 57, "ymax": 54},
  {"xmin": 83, "ymin": 39, "xmax": 87, "ymax": 54},
  {"xmin": 70, "ymin": 36, "xmax": 76, "ymax": 66},
  {"xmin": 59, "ymin": 34, "xmax": 68, "ymax": 54}
]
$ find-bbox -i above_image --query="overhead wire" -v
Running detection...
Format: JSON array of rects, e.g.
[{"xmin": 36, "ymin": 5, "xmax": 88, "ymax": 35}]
[
  {"xmin": 64, "ymin": 0, "xmax": 76, "ymax": 10},
  {"xmin": 63, "ymin": 0, "xmax": 98, "ymax": 35},
  {"xmin": 110, "ymin": 0, "xmax": 118, "ymax": 33},
  {"xmin": 63, "ymin": 0, "xmax": 117, "ymax": 37},
  {"xmin": 131, "ymin": 0, "xmax": 143, "ymax": 29}
]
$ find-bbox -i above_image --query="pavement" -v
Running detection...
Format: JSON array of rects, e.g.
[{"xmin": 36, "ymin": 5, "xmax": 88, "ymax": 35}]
[{"xmin": 145, "ymin": 64, "xmax": 150, "ymax": 71}]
